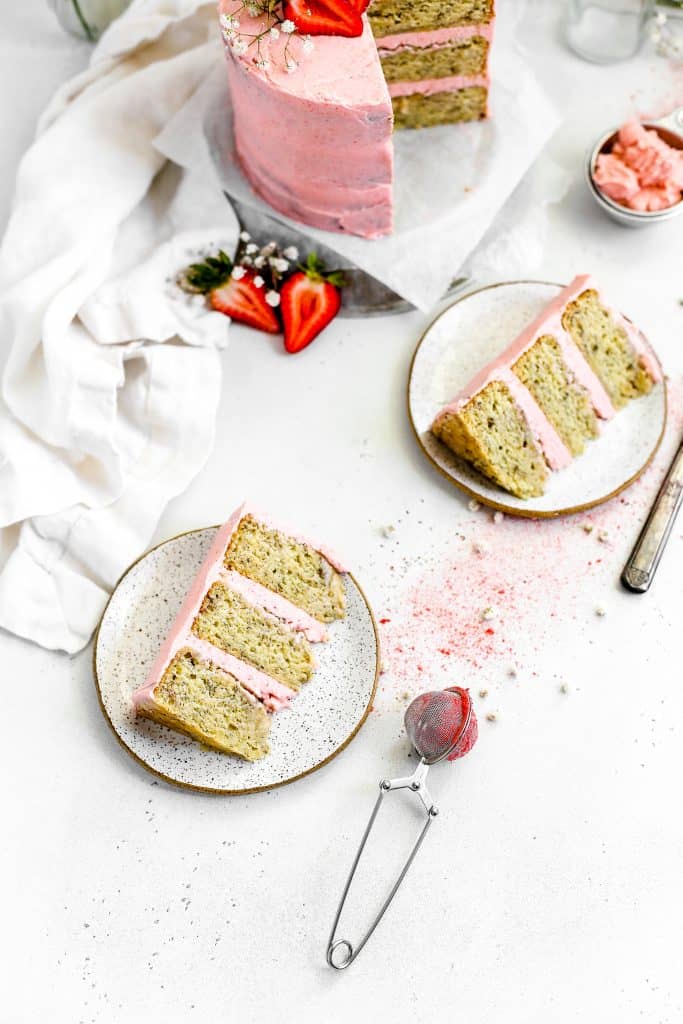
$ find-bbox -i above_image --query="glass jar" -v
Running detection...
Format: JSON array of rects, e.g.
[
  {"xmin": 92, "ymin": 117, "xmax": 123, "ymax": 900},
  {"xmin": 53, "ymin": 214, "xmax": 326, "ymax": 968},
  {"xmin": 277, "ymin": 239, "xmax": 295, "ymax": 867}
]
[
  {"xmin": 47, "ymin": 0, "xmax": 132, "ymax": 41},
  {"xmin": 565, "ymin": 0, "xmax": 656, "ymax": 62}
]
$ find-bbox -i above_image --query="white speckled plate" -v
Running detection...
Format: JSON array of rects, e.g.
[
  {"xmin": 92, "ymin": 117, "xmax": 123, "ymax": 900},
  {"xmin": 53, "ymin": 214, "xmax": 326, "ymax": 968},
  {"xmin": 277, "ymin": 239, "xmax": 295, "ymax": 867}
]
[
  {"xmin": 408, "ymin": 281, "xmax": 667, "ymax": 518},
  {"xmin": 94, "ymin": 528, "xmax": 379, "ymax": 794}
]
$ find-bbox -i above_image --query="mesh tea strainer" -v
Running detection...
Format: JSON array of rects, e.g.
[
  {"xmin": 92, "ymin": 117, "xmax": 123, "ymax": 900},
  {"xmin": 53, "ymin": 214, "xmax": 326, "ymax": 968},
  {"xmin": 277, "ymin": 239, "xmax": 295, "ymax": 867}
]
[{"xmin": 326, "ymin": 686, "xmax": 477, "ymax": 970}]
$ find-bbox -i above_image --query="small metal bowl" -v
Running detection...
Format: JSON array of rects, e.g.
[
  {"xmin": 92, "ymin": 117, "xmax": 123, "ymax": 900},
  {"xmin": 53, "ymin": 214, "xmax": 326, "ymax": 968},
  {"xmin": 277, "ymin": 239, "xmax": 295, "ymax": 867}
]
[{"xmin": 586, "ymin": 106, "xmax": 683, "ymax": 227}]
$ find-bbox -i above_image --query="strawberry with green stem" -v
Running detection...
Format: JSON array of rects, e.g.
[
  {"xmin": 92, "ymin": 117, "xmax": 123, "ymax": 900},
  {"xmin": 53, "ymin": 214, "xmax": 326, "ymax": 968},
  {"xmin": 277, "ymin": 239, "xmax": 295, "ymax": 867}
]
[
  {"xmin": 181, "ymin": 249, "xmax": 280, "ymax": 334},
  {"xmin": 280, "ymin": 252, "xmax": 345, "ymax": 354}
]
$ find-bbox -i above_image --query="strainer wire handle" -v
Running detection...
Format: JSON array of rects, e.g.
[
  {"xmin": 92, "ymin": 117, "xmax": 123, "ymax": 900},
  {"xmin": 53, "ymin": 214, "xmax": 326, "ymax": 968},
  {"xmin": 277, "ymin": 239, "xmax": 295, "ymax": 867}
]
[{"xmin": 326, "ymin": 759, "xmax": 437, "ymax": 971}]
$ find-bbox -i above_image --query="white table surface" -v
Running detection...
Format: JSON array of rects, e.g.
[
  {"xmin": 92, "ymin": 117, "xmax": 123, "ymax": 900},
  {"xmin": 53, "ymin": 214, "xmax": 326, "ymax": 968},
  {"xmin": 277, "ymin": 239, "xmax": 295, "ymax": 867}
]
[{"xmin": 1, "ymin": 4, "xmax": 682, "ymax": 1022}]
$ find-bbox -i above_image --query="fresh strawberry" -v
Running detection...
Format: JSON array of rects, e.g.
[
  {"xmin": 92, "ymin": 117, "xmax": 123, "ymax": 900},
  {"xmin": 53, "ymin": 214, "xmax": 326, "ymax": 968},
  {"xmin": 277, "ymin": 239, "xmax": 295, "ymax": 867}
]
[
  {"xmin": 209, "ymin": 271, "xmax": 280, "ymax": 333},
  {"xmin": 345, "ymin": 0, "xmax": 371, "ymax": 12},
  {"xmin": 280, "ymin": 253, "xmax": 345, "ymax": 354},
  {"xmin": 180, "ymin": 250, "xmax": 279, "ymax": 334},
  {"xmin": 283, "ymin": 0, "xmax": 363, "ymax": 37}
]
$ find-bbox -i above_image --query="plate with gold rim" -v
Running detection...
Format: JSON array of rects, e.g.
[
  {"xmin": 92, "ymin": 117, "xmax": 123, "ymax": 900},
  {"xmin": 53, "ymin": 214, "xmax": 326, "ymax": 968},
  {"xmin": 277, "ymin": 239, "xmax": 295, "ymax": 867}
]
[
  {"xmin": 94, "ymin": 526, "xmax": 379, "ymax": 794},
  {"xmin": 408, "ymin": 280, "xmax": 667, "ymax": 519}
]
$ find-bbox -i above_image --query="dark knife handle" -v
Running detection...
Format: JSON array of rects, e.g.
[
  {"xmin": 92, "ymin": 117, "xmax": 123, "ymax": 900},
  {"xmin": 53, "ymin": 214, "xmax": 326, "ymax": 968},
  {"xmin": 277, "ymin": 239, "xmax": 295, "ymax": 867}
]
[{"xmin": 622, "ymin": 443, "xmax": 683, "ymax": 593}]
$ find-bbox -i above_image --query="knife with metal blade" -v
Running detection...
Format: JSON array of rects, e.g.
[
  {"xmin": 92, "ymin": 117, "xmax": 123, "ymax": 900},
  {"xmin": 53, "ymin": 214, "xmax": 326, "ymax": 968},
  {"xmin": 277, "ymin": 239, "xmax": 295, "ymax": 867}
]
[{"xmin": 622, "ymin": 434, "xmax": 683, "ymax": 593}]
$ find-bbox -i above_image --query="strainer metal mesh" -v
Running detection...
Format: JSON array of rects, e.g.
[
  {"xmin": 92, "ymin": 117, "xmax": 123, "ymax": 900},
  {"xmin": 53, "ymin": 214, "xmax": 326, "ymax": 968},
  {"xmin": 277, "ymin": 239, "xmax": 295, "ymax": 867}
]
[{"xmin": 404, "ymin": 688, "xmax": 471, "ymax": 765}]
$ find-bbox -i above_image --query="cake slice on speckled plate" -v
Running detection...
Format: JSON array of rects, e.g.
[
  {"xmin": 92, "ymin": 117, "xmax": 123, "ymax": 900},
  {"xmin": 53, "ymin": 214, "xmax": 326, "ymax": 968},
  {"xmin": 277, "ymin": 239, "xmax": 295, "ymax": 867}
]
[
  {"xmin": 432, "ymin": 275, "xmax": 662, "ymax": 499},
  {"xmin": 132, "ymin": 503, "xmax": 348, "ymax": 761}
]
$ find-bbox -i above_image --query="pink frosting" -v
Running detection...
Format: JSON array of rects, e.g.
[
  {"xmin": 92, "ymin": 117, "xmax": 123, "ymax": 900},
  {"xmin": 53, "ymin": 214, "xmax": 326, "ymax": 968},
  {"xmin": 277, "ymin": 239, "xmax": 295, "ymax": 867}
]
[
  {"xmin": 388, "ymin": 73, "xmax": 488, "ymax": 98},
  {"xmin": 375, "ymin": 23, "xmax": 494, "ymax": 51},
  {"xmin": 219, "ymin": 0, "xmax": 394, "ymax": 239},
  {"xmin": 132, "ymin": 502, "xmax": 347, "ymax": 716},
  {"xmin": 594, "ymin": 120, "xmax": 683, "ymax": 212},
  {"xmin": 433, "ymin": 275, "xmax": 661, "ymax": 471}
]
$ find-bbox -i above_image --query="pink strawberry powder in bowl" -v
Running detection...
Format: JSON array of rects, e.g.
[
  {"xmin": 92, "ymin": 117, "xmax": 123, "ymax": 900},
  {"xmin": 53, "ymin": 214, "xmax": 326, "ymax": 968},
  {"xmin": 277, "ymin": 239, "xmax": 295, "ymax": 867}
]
[{"xmin": 586, "ymin": 109, "xmax": 683, "ymax": 226}]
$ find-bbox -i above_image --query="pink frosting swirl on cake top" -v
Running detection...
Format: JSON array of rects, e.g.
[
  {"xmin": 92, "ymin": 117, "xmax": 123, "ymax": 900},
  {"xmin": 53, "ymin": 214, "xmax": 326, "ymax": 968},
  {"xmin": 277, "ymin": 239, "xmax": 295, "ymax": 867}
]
[{"xmin": 594, "ymin": 120, "xmax": 683, "ymax": 212}]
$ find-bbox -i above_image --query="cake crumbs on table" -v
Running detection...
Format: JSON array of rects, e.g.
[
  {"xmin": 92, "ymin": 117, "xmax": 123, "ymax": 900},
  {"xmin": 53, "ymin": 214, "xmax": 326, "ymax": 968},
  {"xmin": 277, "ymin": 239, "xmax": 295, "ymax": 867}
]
[
  {"xmin": 492, "ymin": 511, "xmax": 504, "ymax": 524},
  {"xmin": 478, "ymin": 689, "xmax": 488, "ymax": 698},
  {"xmin": 485, "ymin": 712, "xmax": 497, "ymax": 722},
  {"xmin": 480, "ymin": 606, "xmax": 496, "ymax": 622},
  {"xmin": 369, "ymin": 425, "xmax": 683, "ymax": 711}
]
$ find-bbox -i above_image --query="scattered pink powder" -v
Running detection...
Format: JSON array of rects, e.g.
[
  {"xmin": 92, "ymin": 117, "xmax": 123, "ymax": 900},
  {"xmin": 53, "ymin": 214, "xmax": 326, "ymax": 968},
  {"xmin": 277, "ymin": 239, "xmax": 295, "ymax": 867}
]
[{"xmin": 374, "ymin": 374, "xmax": 683, "ymax": 706}]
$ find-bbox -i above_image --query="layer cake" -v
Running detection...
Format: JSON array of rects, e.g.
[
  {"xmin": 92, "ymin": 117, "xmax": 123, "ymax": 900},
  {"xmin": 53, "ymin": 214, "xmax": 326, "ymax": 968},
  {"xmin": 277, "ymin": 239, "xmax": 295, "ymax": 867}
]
[
  {"xmin": 132, "ymin": 504, "xmax": 347, "ymax": 760},
  {"xmin": 431, "ymin": 276, "xmax": 662, "ymax": 499},
  {"xmin": 219, "ymin": 0, "xmax": 495, "ymax": 238}
]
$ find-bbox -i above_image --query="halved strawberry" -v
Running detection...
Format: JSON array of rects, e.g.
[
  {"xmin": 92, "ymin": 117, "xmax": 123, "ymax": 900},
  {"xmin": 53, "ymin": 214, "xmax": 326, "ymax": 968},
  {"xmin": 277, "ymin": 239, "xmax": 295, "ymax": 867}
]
[
  {"xmin": 180, "ymin": 250, "xmax": 279, "ymax": 334},
  {"xmin": 210, "ymin": 271, "xmax": 279, "ymax": 333},
  {"xmin": 345, "ymin": 0, "xmax": 371, "ymax": 12},
  {"xmin": 283, "ymin": 0, "xmax": 363, "ymax": 37},
  {"xmin": 280, "ymin": 253, "xmax": 344, "ymax": 354}
]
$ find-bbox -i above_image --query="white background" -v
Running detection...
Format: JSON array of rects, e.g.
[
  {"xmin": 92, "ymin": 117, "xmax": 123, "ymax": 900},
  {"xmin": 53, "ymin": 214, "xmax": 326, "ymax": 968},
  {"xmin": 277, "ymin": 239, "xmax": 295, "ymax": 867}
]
[{"xmin": 1, "ymin": 3, "xmax": 682, "ymax": 1022}]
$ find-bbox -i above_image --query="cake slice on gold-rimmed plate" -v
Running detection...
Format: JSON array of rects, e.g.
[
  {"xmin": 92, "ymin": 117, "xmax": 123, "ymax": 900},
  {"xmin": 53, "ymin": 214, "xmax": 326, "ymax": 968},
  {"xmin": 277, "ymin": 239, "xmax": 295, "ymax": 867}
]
[
  {"xmin": 94, "ymin": 506, "xmax": 378, "ymax": 793},
  {"xmin": 409, "ymin": 278, "xmax": 666, "ymax": 517}
]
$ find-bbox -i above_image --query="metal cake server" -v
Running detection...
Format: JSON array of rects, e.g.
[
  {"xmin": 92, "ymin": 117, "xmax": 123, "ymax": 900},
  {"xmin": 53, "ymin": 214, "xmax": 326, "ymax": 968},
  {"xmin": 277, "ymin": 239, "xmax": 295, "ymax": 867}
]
[{"xmin": 223, "ymin": 193, "xmax": 469, "ymax": 317}]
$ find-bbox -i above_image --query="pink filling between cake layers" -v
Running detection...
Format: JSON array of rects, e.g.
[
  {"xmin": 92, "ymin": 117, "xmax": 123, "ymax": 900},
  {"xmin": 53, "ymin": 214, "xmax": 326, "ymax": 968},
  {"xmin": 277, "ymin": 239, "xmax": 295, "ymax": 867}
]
[
  {"xmin": 434, "ymin": 275, "xmax": 661, "ymax": 471},
  {"xmin": 132, "ymin": 503, "xmax": 347, "ymax": 715},
  {"xmin": 375, "ymin": 22, "xmax": 494, "ymax": 52},
  {"xmin": 388, "ymin": 74, "xmax": 488, "ymax": 98}
]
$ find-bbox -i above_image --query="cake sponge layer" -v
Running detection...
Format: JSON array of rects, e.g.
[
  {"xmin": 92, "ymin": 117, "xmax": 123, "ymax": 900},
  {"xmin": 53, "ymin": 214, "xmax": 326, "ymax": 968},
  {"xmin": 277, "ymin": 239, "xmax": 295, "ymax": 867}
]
[
  {"xmin": 192, "ymin": 582, "xmax": 315, "ymax": 691},
  {"xmin": 393, "ymin": 86, "xmax": 487, "ymax": 129},
  {"xmin": 137, "ymin": 649, "xmax": 271, "ymax": 761},
  {"xmin": 512, "ymin": 336, "xmax": 599, "ymax": 457},
  {"xmin": 433, "ymin": 380, "xmax": 549, "ymax": 499},
  {"xmin": 224, "ymin": 515, "xmax": 346, "ymax": 623},
  {"xmin": 561, "ymin": 290, "xmax": 654, "ymax": 409},
  {"xmin": 369, "ymin": 0, "xmax": 494, "ymax": 36},
  {"xmin": 380, "ymin": 36, "xmax": 489, "ymax": 82}
]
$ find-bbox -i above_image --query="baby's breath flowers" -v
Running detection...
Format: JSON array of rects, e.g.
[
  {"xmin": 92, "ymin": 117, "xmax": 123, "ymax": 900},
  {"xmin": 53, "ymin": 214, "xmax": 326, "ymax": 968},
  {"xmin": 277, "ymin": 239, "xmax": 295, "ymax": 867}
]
[
  {"xmin": 219, "ymin": 2, "xmax": 313, "ymax": 74},
  {"xmin": 233, "ymin": 236, "xmax": 295, "ymax": 292}
]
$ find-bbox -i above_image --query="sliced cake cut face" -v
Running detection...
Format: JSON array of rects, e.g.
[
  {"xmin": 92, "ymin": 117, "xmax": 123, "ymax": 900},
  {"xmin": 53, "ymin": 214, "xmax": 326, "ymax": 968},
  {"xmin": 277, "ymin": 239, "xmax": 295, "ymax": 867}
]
[
  {"xmin": 369, "ymin": 0, "xmax": 495, "ymax": 36},
  {"xmin": 392, "ymin": 87, "xmax": 487, "ymax": 129},
  {"xmin": 380, "ymin": 35, "xmax": 489, "ymax": 83},
  {"xmin": 132, "ymin": 504, "xmax": 348, "ymax": 759},
  {"xmin": 136, "ymin": 649, "xmax": 271, "ymax": 761},
  {"xmin": 372, "ymin": 4, "xmax": 494, "ymax": 129},
  {"xmin": 512, "ymin": 336, "xmax": 599, "ymax": 457},
  {"xmin": 433, "ymin": 380, "xmax": 549, "ymax": 499},
  {"xmin": 224, "ymin": 515, "xmax": 346, "ymax": 624},
  {"xmin": 561, "ymin": 289, "xmax": 655, "ymax": 409},
  {"xmin": 192, "ymin": 581, "xmax": 315, "ymax": 691},
  {"xmin": 431, "ymin": 275, "xmax": 661, "ymax": 499}
]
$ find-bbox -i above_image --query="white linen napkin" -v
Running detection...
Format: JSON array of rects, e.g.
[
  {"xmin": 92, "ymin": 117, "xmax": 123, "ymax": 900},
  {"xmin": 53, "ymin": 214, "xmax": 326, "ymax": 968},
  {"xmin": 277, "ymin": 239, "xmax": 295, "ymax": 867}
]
[{"xmin": 0, "ymin": 0, "xmax": 237, "ymax": 653}]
